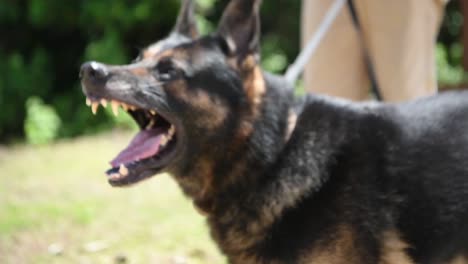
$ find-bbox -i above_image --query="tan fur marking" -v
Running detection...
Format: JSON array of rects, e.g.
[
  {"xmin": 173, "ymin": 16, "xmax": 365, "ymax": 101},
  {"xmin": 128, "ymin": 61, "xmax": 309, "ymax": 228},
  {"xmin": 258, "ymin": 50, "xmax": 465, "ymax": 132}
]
[
  {"xmin": 143, "ymin": 44, "xmax": 162, "ymax": 58},
  {"xmin": 227, "ymin": 57, "xmax": 239, "ymax": 70},
  {"xmin": 167, "ymin": 81, "xmax": 228, "ymax": 129},
  {"xmin": 448, "ymin": 255, "xmax": 468, "ymax": 264},
  {"xmin": 160, "ymin": 49, "xmax": 189, "ymax": 61},
  {"xmin": 301, "ymin": 225, "xmax": 362, "ymax": 264},
  {"xmin": 241, "ymin": 55, "xmax": 265, "ymax": 111},
  {"xmin": 286, "ymin": 110, "xmax": 297, "ymax": 141},
  {"xmin": 233, "ymin": 120, "xmax": 254, "ymax": 144},
  {"xmin": 192, "ymin": 90, "xmax": 228, "ymax": 128},
  {"xmin": 187, "ymin": 158, "xmax": 216, "ymax": 215},
  {"xmin": 379, "ymin": 230, "xmax": 414, "ymax": 264},
  {"xmin": 142, "ymin": 43, "xmax": 193, "ymax": 62},
  {"xmin": 197, "ymin": 159, "xmax": 215, "ymax": 200},
  {"xmin": 129, "ymin": 67, "xmax": 149, "ymax": 76},
  {"xmin": 228, "ymin": 55, "xmax": 266, "ymax": 148}
]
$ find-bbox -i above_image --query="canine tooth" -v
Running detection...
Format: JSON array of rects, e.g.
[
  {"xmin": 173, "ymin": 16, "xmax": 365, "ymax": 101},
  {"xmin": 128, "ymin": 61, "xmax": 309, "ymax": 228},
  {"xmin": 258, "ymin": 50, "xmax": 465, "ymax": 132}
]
[
  {"xmin": 121, "ymin": 104, "xmax": 129, "ymax": 111},
  {"xmin": 168, "ymin": 125, "xmax": 175, "ymax": 136},
  {"xmin": 160, "ymin": 135, "xmax": 168, "ymax": 147},
  {"xmin": 167, "ymin": 133, "xmax": 174, "ymax": 141},
  {"xmin": 130, "ymin": 106, "xmax": 137, "ymax": 111},
  {"xmin": 119, "ymin": 164, "xmax": 129, "ymax": 176},
  {"xmin": 150, "ymin": 110, "xmax": 157, "ymax": 115},
  {"xmin": 167, "ymin": 126, "xmax": 175, "ymax": 141},
  {"xmin": 111, "ymin": 101, "xmax": 120, "ymax": 116},
  {"xmin": 110, "ymin": 173, "xmax": 121, "ymax": 180},
  {"xmin": 86, "ymin": 98, "xmax": 92, "ymax": 106},
  {"xmin": 146, "ymin": 119, "xmax": 155, "ymax": 130},
  {"xmin": 100, "ymin": 99, "xmax": 108, "ymax": 108},
  {"xmin": 91, "ymin": 102, "xmax": 99, "ymax": 115}
]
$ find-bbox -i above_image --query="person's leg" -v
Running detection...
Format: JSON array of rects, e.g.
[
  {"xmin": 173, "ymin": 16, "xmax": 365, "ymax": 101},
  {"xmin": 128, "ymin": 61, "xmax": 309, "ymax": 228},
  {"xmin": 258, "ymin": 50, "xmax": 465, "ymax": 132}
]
[
  {"xmin": 301, "ymin": 0, "xmax": 369, "ymax": 100},
  {"xmin": 356, "ymin": 0, "xmax": 446, "ymax": 102}
]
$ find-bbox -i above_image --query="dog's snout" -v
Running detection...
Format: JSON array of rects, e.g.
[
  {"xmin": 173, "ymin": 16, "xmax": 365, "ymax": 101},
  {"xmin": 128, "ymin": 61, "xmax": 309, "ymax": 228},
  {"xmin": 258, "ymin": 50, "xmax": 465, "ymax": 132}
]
[{"xmin": 80, "ymin": 61, "xmax": 109, "ymax": 82}]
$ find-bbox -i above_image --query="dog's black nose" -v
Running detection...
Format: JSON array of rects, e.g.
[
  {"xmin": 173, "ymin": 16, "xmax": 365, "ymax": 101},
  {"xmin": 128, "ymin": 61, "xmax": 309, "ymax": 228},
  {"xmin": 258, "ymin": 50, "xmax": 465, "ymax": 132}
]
[{"xmin": 80, "ymin": 61, "xmax": 109, "ymax": 82}]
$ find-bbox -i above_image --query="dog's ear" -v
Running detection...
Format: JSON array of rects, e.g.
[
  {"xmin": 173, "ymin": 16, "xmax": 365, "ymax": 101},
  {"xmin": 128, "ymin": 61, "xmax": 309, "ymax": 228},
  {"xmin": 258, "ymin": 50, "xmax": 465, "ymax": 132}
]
[
  {"xmin": 173, "ymin": 0, "xmax": 199, "ymax": 39},
  {"xmin": 216, "ymin": 0, "xmax": 262, "ymax": 59}
]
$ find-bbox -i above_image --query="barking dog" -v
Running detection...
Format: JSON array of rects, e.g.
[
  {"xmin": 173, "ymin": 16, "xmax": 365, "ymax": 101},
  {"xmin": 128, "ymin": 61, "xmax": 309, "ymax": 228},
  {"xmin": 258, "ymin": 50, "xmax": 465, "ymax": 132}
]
[{"xmin": 80, "ymin": 0, "xmax": 468, "ymax": 263}]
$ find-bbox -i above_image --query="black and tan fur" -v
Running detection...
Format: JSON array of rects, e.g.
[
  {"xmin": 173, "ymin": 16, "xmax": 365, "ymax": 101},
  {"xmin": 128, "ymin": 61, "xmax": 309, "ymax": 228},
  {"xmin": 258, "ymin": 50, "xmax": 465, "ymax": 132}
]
[{"xmin": 80, "ymin": 0, "xmax": 468, "ymax": 263}]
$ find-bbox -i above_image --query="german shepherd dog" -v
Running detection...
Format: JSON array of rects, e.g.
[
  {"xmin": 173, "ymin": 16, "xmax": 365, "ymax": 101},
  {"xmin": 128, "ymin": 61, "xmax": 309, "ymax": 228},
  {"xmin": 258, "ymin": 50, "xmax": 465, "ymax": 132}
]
[{"xmin": 80, "ymin": 0, "xmax": 468, "ymax": 263}]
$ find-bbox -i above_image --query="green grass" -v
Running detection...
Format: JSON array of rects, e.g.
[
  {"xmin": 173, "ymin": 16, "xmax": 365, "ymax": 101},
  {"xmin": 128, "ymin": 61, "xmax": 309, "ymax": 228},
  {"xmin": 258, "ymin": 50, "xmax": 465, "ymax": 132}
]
[{"xmin": 0, "ymin": 131, "xmax": 225, "ymax": 264}]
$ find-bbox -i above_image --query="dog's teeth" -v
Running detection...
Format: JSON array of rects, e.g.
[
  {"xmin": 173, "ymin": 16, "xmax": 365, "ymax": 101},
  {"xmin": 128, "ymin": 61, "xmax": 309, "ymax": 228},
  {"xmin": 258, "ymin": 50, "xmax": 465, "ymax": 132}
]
[
  {"xmin": 162, "ymin": 125, "xmax": 176, "ymax": 142},
  {"xmin": 167, "ymin": 126, "xmax": 176, "ymax": 141},
  {"xmin": 86, "ymin": 98, "xmax": 92, "ymax": 106},
  {"xmin": 168, "ymin": 125, "xmax": 176, "ymax": 137},
  {"xmin": 121, "ymin": 104, "xmax": 129, "ymax": 111},
  {"xmin": 91, "ymin": 102, "xmax": 99, "ymax": 115},
  {"xmin": 111, "ymin": 101, "xmax": 120, "ymax": 116},
  {"xmin": 160, "ymin": 136, "xmax": 168, "ymax": 147},
  {"xmin": 167, "ymin": 133, "xmax": 174, "ymax": 141},
  {"xmin": 146, "ymin": 119, "xmax": 155, "ymax": 130},
  {"xmin": 119, "ymin": 164, "xmax": 129, "ymax": 176},
  {"xmin": 109, "ymin": 173, "xmax": 121, "ymax": 180},
  {"xmin": 130, "ymin": 106, "xmax": 137, "ymax": 111},
  {"xmin": 150, "ymin": 110, "xmax": 157, "ymax": 116},
  {"xmin": 100, "ymin": 99, "xmax": 108, "ymax": 108}
]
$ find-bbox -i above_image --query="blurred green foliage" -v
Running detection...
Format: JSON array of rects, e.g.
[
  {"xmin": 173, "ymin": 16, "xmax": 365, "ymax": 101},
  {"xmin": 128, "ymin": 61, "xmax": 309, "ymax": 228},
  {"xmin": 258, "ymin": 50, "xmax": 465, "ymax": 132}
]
[
  {"xmin": 24, "ymin": 96, "xmax": 61, "ymax": 145},
  {"xmin": 437, "ymin": 1, "xmax": 466, "ymax": 87},
  {"xmin": 0, "ymin": 0, "xmax": 464, "ymax": 143},
  {"xmin": 436, "ymin": 43, "xmax": 466, "ymax": 87}
]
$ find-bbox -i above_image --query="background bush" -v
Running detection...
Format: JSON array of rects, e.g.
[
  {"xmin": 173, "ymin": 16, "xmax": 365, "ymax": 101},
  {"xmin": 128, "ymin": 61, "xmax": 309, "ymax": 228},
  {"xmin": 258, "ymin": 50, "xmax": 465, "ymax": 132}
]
[
  {"xmin": 24, "ymin": 96, "xmax": 61, "ymax": 145},
  {"xmin": 0, "ymin": 0, "xmax": 463, "ymax": 143}
]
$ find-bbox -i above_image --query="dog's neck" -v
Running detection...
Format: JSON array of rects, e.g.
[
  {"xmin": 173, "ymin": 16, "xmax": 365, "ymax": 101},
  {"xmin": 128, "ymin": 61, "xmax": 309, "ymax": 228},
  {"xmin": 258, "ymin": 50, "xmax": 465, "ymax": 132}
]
[
  {"xmin": 188, "ymin": 72, "xmax": 296, "ymax": 208},
  {"xmin": 173, "ymin": 73, "xmax": 342, "ymax": 260},
  {"xmin": 205, "ymin": 92, "xmax": 351, "ymax": 261}
]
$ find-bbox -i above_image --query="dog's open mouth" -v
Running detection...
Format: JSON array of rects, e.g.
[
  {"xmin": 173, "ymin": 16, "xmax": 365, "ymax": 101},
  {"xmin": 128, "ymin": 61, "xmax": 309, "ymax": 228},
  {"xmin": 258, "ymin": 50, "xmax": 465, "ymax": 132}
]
[{"xmin": 85, "ymin": 97, "xmax": 179, "ymax": 186}]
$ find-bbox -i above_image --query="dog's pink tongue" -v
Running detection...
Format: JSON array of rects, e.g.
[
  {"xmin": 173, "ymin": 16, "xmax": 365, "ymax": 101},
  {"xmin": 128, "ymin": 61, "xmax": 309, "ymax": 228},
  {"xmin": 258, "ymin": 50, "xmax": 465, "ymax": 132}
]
[{"xmin": 110, "ymin": 129, "xmax": 163, "ymax": 167}]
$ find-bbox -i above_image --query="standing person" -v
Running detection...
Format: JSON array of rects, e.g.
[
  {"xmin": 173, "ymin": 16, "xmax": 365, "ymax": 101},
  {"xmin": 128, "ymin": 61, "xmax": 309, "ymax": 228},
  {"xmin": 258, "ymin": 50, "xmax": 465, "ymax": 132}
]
[{"xmin": 301, "ymin": 0, "xmax": 449, "ymax": 102}]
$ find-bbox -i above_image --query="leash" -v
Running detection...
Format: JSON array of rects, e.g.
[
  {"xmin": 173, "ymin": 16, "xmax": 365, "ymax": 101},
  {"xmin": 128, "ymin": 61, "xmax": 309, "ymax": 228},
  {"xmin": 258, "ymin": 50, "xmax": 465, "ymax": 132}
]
[
  {"xmin": 285, "ymin": 0, "xmax": 383, "ymax": 101},
  {"xmin": 285, "ymin": 0, "xmax": 346, "ymax": 85},
  {"xmin": 346, "ymin": 0, "xmax": 382, "ymax": 101}
]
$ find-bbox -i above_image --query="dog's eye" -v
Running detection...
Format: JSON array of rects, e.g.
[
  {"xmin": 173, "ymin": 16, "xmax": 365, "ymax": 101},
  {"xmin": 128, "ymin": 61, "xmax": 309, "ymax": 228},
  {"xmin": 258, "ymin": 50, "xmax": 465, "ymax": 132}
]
[{"xmin": 155, "ymin": 60, "xmax": 178, "ymax": 82}]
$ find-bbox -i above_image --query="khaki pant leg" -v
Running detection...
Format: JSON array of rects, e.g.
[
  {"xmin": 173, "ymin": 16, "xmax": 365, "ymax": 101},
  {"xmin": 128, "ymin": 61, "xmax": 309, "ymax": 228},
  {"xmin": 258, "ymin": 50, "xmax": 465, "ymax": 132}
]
[
  {"xmin": 355, "ymin": 0, "xmax": 446, "ymax": 102},
  {"xmin": 302, "ymin": 0, "xmax": 369, "ymax": 101}
]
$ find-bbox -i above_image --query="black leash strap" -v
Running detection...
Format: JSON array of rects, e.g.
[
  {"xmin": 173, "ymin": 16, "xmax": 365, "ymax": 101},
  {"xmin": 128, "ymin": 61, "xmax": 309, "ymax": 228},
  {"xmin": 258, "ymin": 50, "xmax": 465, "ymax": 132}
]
[{"xmin": 347, "ymin": 0, "xmax": 383, "ymax": 101}]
